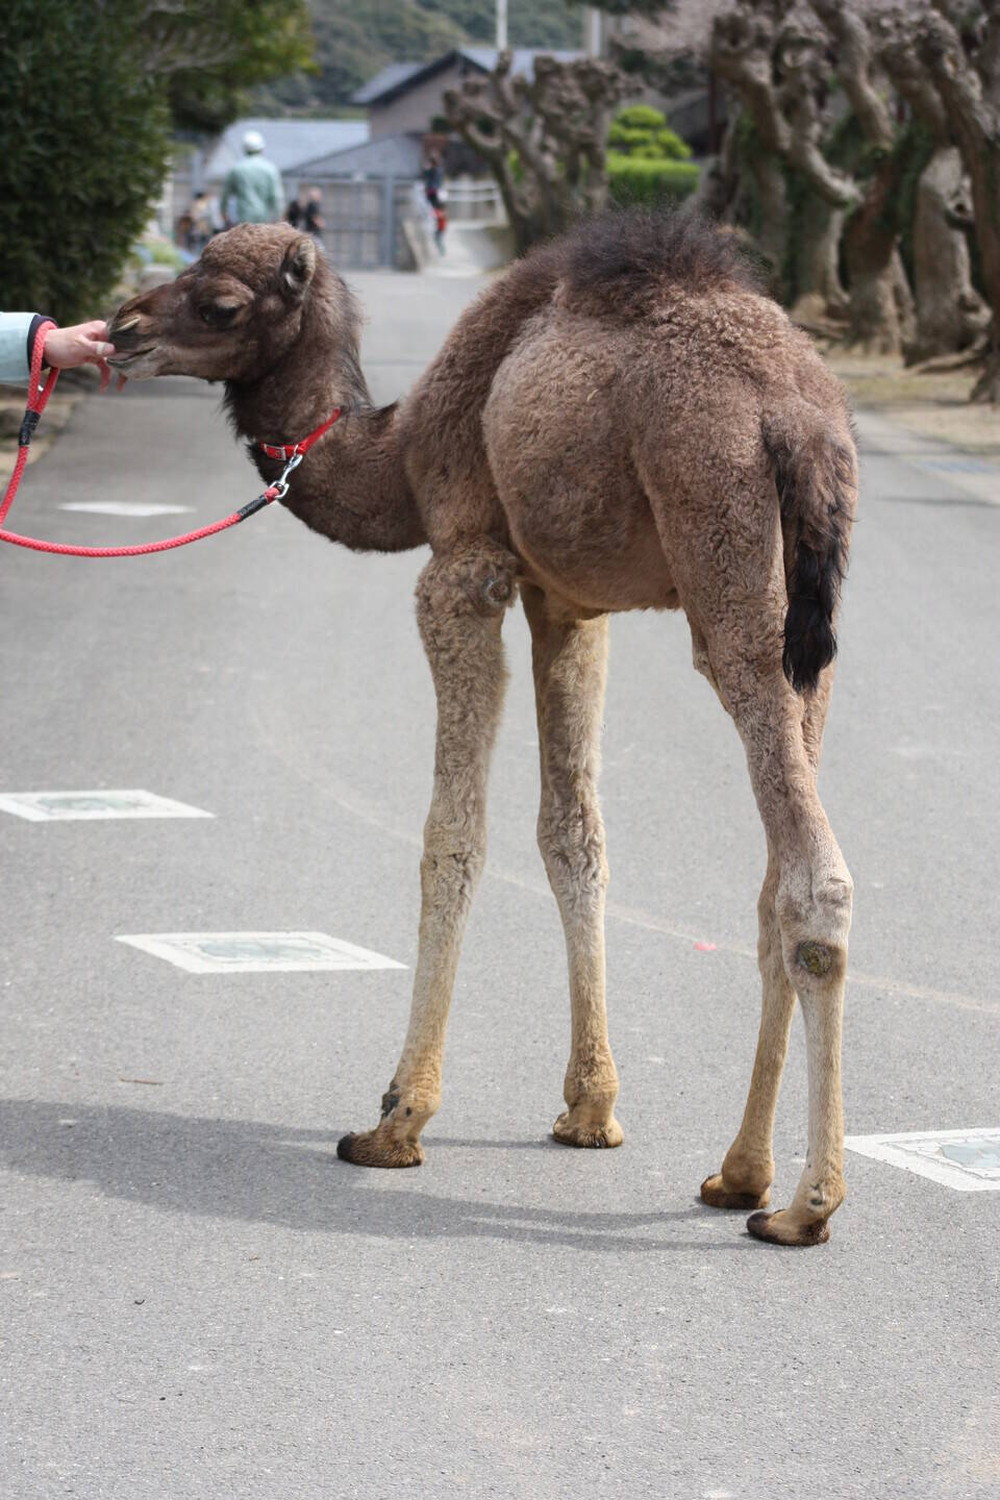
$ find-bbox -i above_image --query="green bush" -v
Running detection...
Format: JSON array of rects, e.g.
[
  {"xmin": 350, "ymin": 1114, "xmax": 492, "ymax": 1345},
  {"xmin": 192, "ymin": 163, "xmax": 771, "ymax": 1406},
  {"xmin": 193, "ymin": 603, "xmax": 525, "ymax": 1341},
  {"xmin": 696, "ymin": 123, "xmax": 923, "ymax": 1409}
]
[
  {"xmin": 0, "ymin": 1, "xmax": 169, "ymax": 323},
  {"xmin": 608, "ymin": 155, "xmax": 700, "ymax": 206},
  {"xmin": 608, "ymin": 106, "xmax": 692, "ymax": 162}
]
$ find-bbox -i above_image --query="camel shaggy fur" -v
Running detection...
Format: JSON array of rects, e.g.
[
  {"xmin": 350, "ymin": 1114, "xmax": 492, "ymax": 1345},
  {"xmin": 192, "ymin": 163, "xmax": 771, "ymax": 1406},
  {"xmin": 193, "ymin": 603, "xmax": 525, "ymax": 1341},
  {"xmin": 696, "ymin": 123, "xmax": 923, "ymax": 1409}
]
[{"xmin": 109, "ymin": 211, "xmax": 858, "ymax": 1246}]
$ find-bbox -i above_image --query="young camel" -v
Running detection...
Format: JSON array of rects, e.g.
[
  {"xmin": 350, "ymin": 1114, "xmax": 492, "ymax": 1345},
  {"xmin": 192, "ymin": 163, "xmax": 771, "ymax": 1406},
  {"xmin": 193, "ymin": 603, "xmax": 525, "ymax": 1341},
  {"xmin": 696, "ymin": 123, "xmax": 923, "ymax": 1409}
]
[{"xmin": 108, "ymin": 211, "xmax": 858, "ymax": 1246}]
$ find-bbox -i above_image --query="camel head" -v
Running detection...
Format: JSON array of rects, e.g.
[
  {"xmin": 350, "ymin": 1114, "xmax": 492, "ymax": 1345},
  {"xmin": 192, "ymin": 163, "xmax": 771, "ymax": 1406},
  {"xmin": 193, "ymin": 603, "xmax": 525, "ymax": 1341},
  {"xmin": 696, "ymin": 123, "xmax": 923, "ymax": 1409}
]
[{"xmin": 108, "ymin": 224, "xmax": 346, "ymax": 384}]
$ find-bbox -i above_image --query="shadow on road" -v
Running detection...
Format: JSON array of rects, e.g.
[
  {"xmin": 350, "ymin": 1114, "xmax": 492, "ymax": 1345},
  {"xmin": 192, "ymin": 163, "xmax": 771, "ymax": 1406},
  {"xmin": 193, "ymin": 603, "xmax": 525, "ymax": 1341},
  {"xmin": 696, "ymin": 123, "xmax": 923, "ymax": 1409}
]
[{"xmin": 0, "ymin": 1099, "xmax": 751, "ymax": 1254}]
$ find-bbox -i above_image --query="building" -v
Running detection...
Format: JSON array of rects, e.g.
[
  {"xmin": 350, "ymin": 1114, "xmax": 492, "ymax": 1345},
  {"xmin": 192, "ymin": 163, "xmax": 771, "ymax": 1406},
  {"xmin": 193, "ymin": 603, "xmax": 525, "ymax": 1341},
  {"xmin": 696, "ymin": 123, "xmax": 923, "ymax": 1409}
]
[{"xmin": 352, "ymin": 49, "xmax": 583, "ymax": 141}]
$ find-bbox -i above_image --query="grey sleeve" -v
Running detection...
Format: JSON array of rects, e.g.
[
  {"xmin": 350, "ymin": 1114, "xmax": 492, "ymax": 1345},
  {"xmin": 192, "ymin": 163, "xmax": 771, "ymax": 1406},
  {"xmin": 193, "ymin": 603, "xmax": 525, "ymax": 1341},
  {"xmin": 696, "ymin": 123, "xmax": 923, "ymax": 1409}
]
[{"xmin": 269, "ymin": 164, "xmax": 283, "ymax": 222}]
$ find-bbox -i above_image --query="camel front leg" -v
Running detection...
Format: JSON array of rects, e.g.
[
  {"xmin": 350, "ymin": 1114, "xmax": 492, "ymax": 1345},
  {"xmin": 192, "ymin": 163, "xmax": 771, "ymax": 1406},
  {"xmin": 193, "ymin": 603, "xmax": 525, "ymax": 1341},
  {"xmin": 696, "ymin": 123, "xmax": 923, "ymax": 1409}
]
[
  {"xmin": 521, "ymin": 586, "xmax": 622, "ymax": 1151},
  {"xmin": 338, "ymin": 543, "xmax": 514, "ymax": 1167}
]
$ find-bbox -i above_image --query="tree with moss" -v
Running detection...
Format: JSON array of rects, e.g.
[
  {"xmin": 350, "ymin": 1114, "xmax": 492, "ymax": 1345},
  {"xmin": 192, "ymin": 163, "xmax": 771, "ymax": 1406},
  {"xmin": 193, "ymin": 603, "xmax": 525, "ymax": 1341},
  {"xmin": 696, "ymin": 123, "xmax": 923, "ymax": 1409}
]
[{"xmin": 596, "ymin": 0, "xmax": 997, "ymax": 397}]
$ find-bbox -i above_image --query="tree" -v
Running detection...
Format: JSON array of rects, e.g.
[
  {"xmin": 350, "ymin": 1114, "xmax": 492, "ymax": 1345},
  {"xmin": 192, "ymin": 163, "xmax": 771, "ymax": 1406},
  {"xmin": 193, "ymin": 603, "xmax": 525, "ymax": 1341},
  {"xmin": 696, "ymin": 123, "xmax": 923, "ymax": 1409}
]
[
  {"xmin": 592, "ymin": 0, "xmax": 998, "ymax": 396},
  {"xmin": 873, "ymin": 4, "xmax": 988, "ymax": 365},
  {"xmin": 444, "ymin": 52, "xmax": 632, "ymax": 253},
  {"xmin": 910, "ymin": 0, "xmax": 1000, "ymax": 400},
  {"xmin": 137, "ymin": 0, "xmax": 314, "ymax": 133},
  {"xmin": 708, "ymin": 0, "xmax": 919, "ymax": 352},
  {"xmin": 0, "ymin": 0, "xmax": 169, "ymax": 325},
  {"xmin": 0, "ymin": 0, "xmax": 312, "ymax": 323}
]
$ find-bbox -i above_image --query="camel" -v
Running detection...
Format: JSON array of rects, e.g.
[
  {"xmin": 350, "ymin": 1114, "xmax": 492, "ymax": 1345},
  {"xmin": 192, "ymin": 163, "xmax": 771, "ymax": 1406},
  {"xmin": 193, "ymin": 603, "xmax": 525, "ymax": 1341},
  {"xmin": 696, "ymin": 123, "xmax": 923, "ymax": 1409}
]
[{"xmin": 108, "ymin": 210, "xmax": 858, "ymax": 1247}]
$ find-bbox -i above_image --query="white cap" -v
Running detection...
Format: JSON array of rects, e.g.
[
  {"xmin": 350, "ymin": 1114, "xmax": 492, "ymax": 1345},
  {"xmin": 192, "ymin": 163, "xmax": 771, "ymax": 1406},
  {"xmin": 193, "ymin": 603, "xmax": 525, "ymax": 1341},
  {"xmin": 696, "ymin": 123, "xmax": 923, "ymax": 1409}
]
[{"xmin": 243, "ymin": 130, "xmax": 265, "ymax": 154}]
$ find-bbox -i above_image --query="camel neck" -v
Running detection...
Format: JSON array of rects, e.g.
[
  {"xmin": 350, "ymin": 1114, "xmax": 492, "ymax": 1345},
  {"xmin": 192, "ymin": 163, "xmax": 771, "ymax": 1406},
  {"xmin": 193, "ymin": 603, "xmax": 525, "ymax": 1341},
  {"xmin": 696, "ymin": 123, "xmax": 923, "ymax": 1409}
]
[{"xmin": 225, "ymin": 302, "xmax": 426, "ymax": 555}]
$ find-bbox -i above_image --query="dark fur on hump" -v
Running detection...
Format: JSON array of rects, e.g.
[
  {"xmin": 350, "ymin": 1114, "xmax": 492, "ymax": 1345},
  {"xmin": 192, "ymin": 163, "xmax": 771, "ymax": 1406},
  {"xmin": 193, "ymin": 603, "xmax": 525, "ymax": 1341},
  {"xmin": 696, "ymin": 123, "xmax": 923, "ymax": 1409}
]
[{"xmin": 551, "ymin": 207, "xmax": 764, "ymax": 319}]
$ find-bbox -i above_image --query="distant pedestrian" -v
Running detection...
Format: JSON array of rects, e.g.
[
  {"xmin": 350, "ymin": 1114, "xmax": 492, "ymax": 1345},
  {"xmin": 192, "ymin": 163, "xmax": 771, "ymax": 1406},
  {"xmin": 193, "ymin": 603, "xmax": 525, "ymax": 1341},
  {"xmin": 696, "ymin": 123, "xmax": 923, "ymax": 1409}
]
[
  {"xmin": 433, "ymin": 189, "xmax": 448, "ymax": 256},
  {"xmin": 287, "ymin": 196, "xmax": 303, "ymax": 229},
  {"xmin": 303, "ymin": 187, "xmax": 325, "ymax": 243},
  {"xmin": 223, "ymin": 131, "xmax": 282, "ymax": 227},
  {"xmin": 422, "ymin": 151, "xmax": 444, "ymax": 210},
  {"xmin": 187, "ymin": 191, "xmax": 220, "ymax": 253}
]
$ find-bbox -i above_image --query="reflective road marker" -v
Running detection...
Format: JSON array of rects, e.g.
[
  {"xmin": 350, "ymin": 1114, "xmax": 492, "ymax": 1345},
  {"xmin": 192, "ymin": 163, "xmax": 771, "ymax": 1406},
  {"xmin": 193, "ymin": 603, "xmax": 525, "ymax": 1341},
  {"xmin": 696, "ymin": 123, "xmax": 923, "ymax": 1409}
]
[
  {"xmin": 115, "ymin": 931, "xmax": 407, "ymax": 974},
  {"xmin": 0, "ymin": 790, "xmax": 213, "ymax": 821},
  {"xmin": 59, "ymin": 502, "xmax": 195, "ymax": 518},
  {"xmin": 845, "ymin": 1128, "xmax": 1000, "ymax": 1191}
]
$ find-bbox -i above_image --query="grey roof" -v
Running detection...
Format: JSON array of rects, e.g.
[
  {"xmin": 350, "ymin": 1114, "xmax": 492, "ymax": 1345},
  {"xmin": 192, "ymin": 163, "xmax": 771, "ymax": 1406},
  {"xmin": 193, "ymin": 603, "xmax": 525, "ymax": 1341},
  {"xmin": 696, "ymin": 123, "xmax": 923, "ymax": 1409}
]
[
  {"xmin": 293, "ymin": 133, "xmax": 424, "ymax": 180},
  {"xmin": 351, "ymin": 48, "xmax": 585, "ymax": 107},
  {"xmin": 351, "ymin": 63, "xmax": 427, "ymax": 106},
  {"xmin": 203, "ymin": 119, "xmax": 370, "ymax": 179},
  {"xmin": 458, "ymin": 48, "xmax": 583, "ymax": 80}
]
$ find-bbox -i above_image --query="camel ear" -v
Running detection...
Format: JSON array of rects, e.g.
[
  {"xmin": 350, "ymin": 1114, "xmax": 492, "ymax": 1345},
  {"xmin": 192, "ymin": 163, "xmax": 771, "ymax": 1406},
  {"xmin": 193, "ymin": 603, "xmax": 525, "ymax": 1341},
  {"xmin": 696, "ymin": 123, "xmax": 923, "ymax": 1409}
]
[{"xmin": 280, "ymin": 236, "xmax": 317, "ymax": 302}]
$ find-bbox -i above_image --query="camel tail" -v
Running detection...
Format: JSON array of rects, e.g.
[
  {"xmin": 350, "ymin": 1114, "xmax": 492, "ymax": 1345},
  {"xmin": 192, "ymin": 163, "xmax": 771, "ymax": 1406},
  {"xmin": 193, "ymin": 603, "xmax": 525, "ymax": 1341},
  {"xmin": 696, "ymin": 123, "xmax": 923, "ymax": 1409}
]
[{"xmin": 763, "ymin": 410, "xmax": 858, "ymax": 695}]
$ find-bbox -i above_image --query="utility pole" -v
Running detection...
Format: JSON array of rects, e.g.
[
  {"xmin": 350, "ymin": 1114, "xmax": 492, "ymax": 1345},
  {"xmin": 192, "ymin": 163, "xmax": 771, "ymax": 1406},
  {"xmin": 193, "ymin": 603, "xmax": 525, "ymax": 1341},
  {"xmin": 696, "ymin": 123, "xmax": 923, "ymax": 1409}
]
[
  {"xmin": 496, "ymin": 0, "xmax": 507, "ymax": 51},
  {"xmin": 584, "ymin": 7, "xmax": 603, "ymax": 57}
]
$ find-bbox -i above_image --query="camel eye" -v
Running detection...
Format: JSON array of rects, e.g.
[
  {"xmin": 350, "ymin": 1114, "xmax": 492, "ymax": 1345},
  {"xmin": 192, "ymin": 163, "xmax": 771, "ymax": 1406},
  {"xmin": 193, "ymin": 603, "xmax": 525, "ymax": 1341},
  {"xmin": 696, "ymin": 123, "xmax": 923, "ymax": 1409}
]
[{"xmin": 199, "ymin": 303, "xmax": 239, "ymax": 328}]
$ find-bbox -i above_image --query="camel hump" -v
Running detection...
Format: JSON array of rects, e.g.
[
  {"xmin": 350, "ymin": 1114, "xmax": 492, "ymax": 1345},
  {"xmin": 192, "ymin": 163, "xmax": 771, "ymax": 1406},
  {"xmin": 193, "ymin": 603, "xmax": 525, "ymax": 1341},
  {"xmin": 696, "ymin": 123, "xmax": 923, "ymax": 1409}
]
[
  {"xmin": 762, "ymin": 403, "xmax": 859, "ymax": 695},
  {"xmin": 553, "ymin": 208, "xmax": 761, "ymax": 320}
]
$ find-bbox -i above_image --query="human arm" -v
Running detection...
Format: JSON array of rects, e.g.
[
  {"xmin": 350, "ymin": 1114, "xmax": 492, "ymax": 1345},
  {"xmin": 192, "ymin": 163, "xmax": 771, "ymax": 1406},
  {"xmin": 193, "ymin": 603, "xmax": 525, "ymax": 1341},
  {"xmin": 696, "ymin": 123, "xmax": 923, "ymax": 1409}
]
[{"xmin": 0, "ymin": 313, "xmax": 116, "ymax": 389}]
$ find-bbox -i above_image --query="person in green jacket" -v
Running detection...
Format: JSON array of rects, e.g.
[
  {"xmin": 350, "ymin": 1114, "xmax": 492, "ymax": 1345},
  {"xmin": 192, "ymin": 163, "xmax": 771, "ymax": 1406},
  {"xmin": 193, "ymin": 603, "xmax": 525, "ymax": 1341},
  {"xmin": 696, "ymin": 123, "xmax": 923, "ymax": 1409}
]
[
  {"xmin": 0, "ymin": 313, "xmax": 116, "ymax": 387},
  {"xmin": 222, "ymin": 131, "xmax": 283, "ymax": 226}
]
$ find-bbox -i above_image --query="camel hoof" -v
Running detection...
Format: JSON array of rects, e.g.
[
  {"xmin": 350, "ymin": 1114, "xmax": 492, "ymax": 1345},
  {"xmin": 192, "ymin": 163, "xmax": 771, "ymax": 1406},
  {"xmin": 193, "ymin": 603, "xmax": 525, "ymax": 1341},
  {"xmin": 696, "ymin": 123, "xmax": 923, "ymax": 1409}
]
[
  {"xmin": 551, "ymin": 1112, "xmax": 624, "ymax": 1149},
  {"xmin": 746, "ymin": 1208, "xmax": 831, "ymax": 1247},
  {"xmin": 700, "ymin": 1173, "xmax": 770, "ymax": 1211},
  {"xmin": 336, "ymin": 1129, "xmax": 425, "ymax": 1169}
]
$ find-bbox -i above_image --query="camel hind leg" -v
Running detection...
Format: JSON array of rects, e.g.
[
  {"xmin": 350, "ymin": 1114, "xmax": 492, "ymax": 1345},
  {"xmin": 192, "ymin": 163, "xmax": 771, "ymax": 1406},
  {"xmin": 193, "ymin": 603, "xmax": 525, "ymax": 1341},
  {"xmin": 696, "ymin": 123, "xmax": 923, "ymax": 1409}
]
[
  {"xmin": 664, "ymin": 481, "xmax": 851, "ymax": 1245},
  {"xmin": 700, "ymin": 672, "xmax": 835, "ymax": 1216},
  {"xmin": 521, "ymin": 584, "xmax": 622, "ymax": 1149}
]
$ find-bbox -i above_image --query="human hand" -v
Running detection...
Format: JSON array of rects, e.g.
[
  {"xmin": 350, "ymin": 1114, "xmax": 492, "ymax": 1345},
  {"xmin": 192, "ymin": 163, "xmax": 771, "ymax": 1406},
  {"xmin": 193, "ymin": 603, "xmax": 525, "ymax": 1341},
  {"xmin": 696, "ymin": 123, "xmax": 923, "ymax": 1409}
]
[{"xmin": 42, "ymin": 321, "xmax": 118, "ymax": 393}]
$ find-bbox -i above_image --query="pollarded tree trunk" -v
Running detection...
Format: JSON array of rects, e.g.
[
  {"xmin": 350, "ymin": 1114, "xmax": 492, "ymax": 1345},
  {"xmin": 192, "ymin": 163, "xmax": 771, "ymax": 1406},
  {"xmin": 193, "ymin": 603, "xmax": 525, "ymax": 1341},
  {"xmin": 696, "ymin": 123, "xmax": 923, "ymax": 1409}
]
[
  {"xmin": 917, "ymin": 5, "xmax": 1000, "ymax": 402},
  {"xmin": 790, "ymin": 201, "xmax": 848, "ymax": 324},
  {"xmin": 748, "ymin": 150, "xmax": 791, "ymax": 296},
  {"xmin": 443, "ymin": 52, "xmax": 630, "ymax": 256},
  {"xmin": 907, "ymin": 145, "xmax": 990, "ymax": 363},
  {"xmin": 841, "ymin": 155, "xmax": 915, "ymax": 354}
]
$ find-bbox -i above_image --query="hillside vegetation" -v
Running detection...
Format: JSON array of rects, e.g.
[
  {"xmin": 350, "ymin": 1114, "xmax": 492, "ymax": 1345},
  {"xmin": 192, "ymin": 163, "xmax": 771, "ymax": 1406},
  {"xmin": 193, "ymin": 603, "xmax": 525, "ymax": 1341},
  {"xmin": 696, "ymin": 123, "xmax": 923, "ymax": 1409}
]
[{"xmin": 251, "ymin": 0, "xmax": 583, "ymax": 112}]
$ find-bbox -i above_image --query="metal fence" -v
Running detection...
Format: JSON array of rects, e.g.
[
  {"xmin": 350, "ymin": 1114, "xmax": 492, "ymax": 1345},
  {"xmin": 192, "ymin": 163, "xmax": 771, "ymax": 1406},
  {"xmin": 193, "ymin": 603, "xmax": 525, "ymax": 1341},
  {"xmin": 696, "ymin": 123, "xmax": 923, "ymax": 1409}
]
[
  {"xmin": 443, "ymin": 178, "xmax": 505, "ymax": 224},
  {"xmin": 169, "ymin": 169, "xmax": 506, "ymax": 270},
  {"xmin": 293, "ymin": 177, "xmax": 419, "ymax": 270}
]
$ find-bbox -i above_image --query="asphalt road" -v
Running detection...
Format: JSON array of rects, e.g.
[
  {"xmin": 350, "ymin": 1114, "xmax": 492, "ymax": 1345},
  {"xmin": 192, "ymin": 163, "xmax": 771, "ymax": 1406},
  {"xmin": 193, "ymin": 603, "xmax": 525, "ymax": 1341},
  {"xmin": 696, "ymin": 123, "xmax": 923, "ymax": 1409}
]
[{"xmin": 1, "ymin": 269, "xmax": 998, "ymax": 1500}]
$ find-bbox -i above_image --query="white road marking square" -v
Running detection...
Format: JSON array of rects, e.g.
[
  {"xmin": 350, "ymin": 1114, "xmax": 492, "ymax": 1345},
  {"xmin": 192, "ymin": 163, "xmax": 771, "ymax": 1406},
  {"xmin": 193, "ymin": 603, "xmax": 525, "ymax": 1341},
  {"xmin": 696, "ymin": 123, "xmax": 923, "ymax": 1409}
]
[
  {"xmin": 59, "ymin": 502, "xmax": 194, "ymax": 517},
  {"xmin": 115, "ymin": 931, "xmax": 407, "ymax": 974},
  {"xmin": 0, "ymin": 790, "xmax": 213, "ymax": 822},
  {"xmin": 845, "ymin": 1128, "xmax": 1000, "ymax": 1191}
]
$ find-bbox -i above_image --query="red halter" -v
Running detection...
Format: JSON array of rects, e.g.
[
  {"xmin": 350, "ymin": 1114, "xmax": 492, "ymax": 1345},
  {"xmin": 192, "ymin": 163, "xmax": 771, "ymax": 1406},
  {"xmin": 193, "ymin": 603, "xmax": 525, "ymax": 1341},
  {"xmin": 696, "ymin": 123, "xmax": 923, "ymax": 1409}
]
[{"xmin": 255, "ymin": 409, "xmax": 342, "ymax": 462}]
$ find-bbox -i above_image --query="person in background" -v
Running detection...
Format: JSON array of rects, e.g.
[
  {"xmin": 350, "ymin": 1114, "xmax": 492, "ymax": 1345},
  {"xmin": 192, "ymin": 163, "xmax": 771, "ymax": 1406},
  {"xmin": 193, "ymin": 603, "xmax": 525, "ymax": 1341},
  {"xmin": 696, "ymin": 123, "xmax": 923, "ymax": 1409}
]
[
  {"xmin": 287, "ymin": 196, "xmax": 303, "ymax": 229},
  {"xmin": 433, "ymin": 188, "xmax": 448, "ymax": 256},
  {"xmin": 303, "ymin": 187, "xmax": 325, "ymax": 243},
  {"xmin": 222, "ymin": 131, "xmax": 282, "ymax": 227},
  {"xmin": 188, "ymin": 191, "xmax": 220, "ymax": 253},
  {"xmin": 0, "ymin": 313, "xmax": 117, "ymax": 390},
  {"xmin": 422, "ymin": 151, "xmax": 444, "ymax": 210}
]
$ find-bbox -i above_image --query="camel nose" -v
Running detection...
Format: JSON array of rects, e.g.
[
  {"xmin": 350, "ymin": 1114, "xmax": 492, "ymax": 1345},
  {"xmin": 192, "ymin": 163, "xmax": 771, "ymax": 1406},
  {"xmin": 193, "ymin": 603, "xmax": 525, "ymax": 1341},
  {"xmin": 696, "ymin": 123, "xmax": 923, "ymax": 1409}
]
[{"xmin": 107, "ymin": 309, "xmax": 150, "ymax": 350}]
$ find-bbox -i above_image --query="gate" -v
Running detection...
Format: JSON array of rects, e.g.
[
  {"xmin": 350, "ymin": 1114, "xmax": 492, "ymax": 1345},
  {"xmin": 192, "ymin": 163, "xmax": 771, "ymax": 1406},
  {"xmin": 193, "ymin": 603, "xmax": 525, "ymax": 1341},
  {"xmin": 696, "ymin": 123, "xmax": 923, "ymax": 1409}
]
[{"xmin": 291, "ymin": 176, "xmax": 418, "ymax": 270}]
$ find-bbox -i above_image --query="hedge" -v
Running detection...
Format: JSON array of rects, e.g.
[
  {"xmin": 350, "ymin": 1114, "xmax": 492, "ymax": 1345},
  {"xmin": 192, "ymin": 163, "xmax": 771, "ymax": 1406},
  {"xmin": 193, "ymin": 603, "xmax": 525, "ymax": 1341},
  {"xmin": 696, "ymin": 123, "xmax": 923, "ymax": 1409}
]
[{"xmin": 607, "ymin": 155, "xmax": 700, "ymax": 206}]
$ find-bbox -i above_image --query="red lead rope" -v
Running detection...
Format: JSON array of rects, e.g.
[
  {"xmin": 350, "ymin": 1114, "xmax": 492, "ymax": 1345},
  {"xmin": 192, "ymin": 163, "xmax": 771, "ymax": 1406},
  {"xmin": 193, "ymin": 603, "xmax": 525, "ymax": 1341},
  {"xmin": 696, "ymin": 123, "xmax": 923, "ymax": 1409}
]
[{"xmin": 0, "ymin": 323, "xmax": 339, "ymax": 558}]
